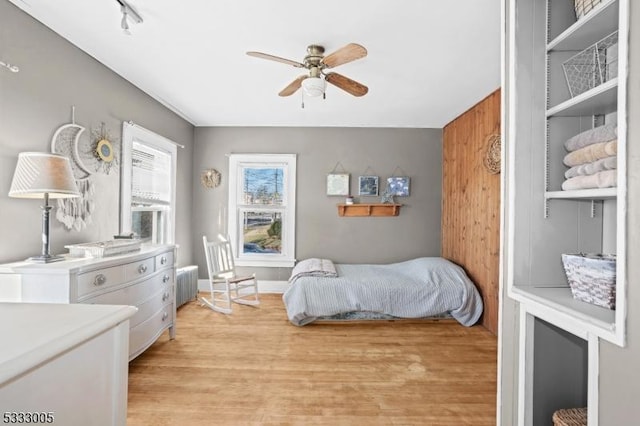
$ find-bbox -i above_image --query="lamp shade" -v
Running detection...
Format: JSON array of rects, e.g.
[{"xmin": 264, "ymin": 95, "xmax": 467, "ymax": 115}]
[
  {"xmin": 301, "ymin": 76, "xmax": 326, "ymax": 97},
  {"xmin": 8, "ymin": 152, "xmax": 80, "ymax": 199}
]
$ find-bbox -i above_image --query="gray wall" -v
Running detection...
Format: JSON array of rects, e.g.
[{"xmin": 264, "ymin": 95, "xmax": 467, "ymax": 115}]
[
  {"xmin": 0, "ymin": 1, "xmax": 194, "ymax": 266},
  {"xmin": 193, "ymin": 127, "xmax": 442, "ymax": 280}
]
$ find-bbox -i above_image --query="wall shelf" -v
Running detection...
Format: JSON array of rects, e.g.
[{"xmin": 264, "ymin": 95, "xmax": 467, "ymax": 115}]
[
  {"xmin": 337, "ymin": 203, "xmax": 402, "ymax": 217},
  {"xmin": 545, "ymin": 188, "xmax": 617, "ymax": 200}
]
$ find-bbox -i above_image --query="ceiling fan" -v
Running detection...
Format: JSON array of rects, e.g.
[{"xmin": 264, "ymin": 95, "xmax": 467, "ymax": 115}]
[{"xmin": 246, "ymin": 43, "xmax": 368, "ymax": 99}]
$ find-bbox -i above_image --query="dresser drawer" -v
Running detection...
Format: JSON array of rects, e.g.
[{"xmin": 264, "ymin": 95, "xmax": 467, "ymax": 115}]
[
  {"xmin": 124, "ymin": 257, "xmax": 155, "ymax": 281},
  {"xmin": 81, "ymin": 270, "xmax": 172, "ymax": 306},
  {"xmin": 130, "ymin": 286, "xmax": 173, "ymax": 328},
  {"xmin": 156, "ymin": 251, "xmax": 173, "ymax": 270},
  {"xmin": 130, "ymin": 304, "xmax": 174, "ymax": 359},
  {"xmin": 77, "ymin": 265, "xmax": 125, "ymax": 298}
]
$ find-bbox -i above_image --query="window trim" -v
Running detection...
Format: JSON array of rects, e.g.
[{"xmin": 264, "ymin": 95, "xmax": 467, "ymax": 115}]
[
  {"xmin": 228, "ymin": 153, "xmax": 296, "ymax": 267},
  {"xmin": 120, "ymin": 122, "xmax": 177, "ymax": 244}
]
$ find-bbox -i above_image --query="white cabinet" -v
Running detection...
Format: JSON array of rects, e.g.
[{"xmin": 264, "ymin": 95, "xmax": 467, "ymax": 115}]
[
  {"xmin": 505, "ymin": 0, "xmax": 627, "ymax": 345},
  {"xmin": 502, "ymin": 0, "xmax": 630, "ymax": 424},
  {"xmin": 0, "ymin": 303, "xmax": 137, "ymax": 426},
  {"xmin": 0, "ymin": 244, "xmax": 176, "ymax": 360}
]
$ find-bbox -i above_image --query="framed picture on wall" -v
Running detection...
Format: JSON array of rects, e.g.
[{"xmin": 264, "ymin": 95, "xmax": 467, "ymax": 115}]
[
  {"xmin": 327, "ymin": 173, "xmax": 350, "ymax": 196},
  {"xmin": 387, "ymin": 176, "xmax": 410, "ymax": 196},
  {"xmin": 358, "ymin": 176, "xmax": 379, "ymax": 196}
]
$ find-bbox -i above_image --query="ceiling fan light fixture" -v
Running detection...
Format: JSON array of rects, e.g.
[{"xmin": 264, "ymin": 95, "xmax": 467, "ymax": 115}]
[{"xmin": 301, "ymin": 77, "xmax": 326, "ymax": 97}]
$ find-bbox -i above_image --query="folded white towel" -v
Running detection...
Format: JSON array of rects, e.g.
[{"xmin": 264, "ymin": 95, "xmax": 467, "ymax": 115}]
[
  {"xmin": 563, "ymin": 140, "xmax": 617, "ymax": 167},
  {"xmin": 562, "ymin": 170, "xmax": 617, "ymax": 191},
  {"xmin": 289, "ymin": 258, "xmax": 337, "ymax": 283},
  {"xmin": 565, "ymin": 156, "xmax": 617, "ymax": 179},
  {"xmin": 565, "ymin": 123, "xmax": 618, "ymax": 152}
]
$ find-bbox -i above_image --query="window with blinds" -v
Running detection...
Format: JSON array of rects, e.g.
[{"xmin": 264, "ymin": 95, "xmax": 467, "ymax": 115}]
[
  {"xmin": 121, "ymin": 122, "xmax": 177, "ymax": 244},
  {"xmin": 131, "ymin": 141, "xmax": 172, "ymax": 205}
]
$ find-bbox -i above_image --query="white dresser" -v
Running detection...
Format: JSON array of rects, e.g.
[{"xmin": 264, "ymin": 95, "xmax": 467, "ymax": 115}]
[
  {"xmin": 0, "ymin": 244, "xmax": 176, "ymax": 360},
  {"xmin": 0, "ymin": 303, "xmax": 136, "ymax": 426}
]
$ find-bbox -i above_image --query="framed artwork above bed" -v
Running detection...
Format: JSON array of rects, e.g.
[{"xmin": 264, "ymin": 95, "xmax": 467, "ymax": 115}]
[
  {"xmin": 387, "ymin": 176, "xmax": 410, "ymax": 196},
  {"xmin": 358, "ymin": 175, "xmax": 379, "ymax": 196},
  {"xmin": 326, "ymin": 173, "xmax": 350, "ymax": 196}
]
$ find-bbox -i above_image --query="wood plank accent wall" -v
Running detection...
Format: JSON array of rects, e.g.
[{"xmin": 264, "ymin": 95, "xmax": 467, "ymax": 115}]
[{"xmin": 442, "ymin": 89, "xmax": 501, "ymax": 335}]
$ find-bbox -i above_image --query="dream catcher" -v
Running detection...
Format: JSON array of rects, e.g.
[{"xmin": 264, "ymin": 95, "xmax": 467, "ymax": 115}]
[{"xmin": 51, "ymin": 107, "xmax": 95, "ymax": 231}]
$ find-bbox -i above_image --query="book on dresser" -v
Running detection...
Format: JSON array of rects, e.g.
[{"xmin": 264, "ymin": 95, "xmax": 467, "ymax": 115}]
[{"xmin": 0, "ymin": 244, "xmax": 177, "ymax": 361}]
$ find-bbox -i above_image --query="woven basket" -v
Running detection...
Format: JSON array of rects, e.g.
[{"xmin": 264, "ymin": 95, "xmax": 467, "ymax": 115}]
[
  {"xmin": 562, "ymin": 253, "xmax": 616, "ymax": 309},
  {"xmin": 553, "ymin": 407, "xmax": 587, "ymax": 426},
  {"xmin": 574, "ymin": 0, "xmax": 602, "ymax": 19}
]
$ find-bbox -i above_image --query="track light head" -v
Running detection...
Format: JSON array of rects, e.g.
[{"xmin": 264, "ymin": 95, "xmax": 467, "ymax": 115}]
[
  {"xmin": 120, "ymin": 6, "xmax": 130, "ymax": 31},
  {"xmin": 116, "ymin": 0, "xmax": 143, "ymax": 33}
]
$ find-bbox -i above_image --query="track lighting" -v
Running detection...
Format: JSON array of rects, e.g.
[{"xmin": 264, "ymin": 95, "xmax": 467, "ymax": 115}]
[
  {"xmin": 0, "ymin": 60, "xmax": 19, "ymax": 73},
  {"xmin": 115, "ymin": 0, "xmax": 143, "ymax": 34}
]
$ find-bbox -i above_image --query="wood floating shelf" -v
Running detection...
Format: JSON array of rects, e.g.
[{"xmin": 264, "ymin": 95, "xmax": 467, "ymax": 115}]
[{"xmin": 337, "ymin": 203, "xmax": 402, "ymax": 217}]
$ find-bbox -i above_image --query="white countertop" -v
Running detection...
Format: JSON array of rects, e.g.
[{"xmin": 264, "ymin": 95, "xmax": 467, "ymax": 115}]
[{"xmin": 0, "ymin": 303, "xmax": 137, "ymax": 386}]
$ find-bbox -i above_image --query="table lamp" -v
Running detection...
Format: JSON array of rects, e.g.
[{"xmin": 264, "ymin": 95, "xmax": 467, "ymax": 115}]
[{"xmin": 8, "ymin": 152, "xmax": 80, "ymax": 262}]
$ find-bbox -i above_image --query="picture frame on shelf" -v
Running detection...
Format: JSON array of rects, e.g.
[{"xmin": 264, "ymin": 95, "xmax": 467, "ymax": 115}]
[
  {"xmin": 326, "ymin": 173, "xmax": 350, "ymax": 196},
  {"xmin": 387, "ymin": 176, "xmax": 410, "ymax": 196},
  {"xmin": 358, "ymin": 176, "xmax": 379, "ymax": 196}
]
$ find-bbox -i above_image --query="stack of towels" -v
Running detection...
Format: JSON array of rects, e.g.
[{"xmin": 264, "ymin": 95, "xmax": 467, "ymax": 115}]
[{"xmin": 562, "ymin": 123, "xmax": 618, "ymax": 191}]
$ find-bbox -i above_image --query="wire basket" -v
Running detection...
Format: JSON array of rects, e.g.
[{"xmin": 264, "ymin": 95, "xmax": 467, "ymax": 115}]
[
  {"xmin": 561, "ymin": 253, "xmax": 616, "ymax": 309},
  {"xmin": 574, "ymin": 0, "xmax": 602, "ymax": 19},
  {"xmin": 562, "ymin": 31, "xmax": 618, "ymax": 98}
]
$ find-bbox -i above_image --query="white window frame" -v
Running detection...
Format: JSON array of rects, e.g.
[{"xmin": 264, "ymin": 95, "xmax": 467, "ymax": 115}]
[
  {"xmin": 120, "ymin": 122, "xmax": 177, "ymax": 244},
  {"xmin": 228, "ymin": 153, "xmax": 296, "ymax": 267}
]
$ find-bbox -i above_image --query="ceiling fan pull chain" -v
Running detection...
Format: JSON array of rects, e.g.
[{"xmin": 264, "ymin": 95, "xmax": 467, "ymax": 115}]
[{"xmin": 301, "ymin": 90, "xmax": 305, "ymax": 109}]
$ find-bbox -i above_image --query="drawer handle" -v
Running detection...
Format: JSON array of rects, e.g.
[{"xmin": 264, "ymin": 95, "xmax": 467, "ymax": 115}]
[
  {"xmin": 162, "ymin": 292, "xmax": 170, "ymax": 302},
  {"xmin": 93, "ymin": 274, "xmax": 107, "ymax": 286},
  {"xmin": 163, "ymin": 274, "xmax": 170, "ymax": 283},
  {"xmin": 138, "ymin": 264, "xmax": 148, "ymax": 274},
  {"xmin": 162, "ymin": 311, "xmax": 168, "ymax": 322},
  {"xmin": 160, "ymin": 256, "xmax": 167, "ymax": 265}
]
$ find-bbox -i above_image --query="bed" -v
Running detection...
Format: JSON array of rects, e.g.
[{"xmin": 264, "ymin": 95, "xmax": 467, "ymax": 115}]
[{"xmin": 283, "ymin": 257, "xmax": 483, "ymax": 327}]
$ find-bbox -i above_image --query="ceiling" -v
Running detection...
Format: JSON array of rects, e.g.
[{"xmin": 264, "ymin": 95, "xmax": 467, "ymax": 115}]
[{"xmin": 8, "ymin": 0, "xmax": 502, "ymax": 128}]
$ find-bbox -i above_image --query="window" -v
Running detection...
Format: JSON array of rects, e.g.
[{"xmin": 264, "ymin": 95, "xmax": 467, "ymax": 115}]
[
  {"xmin": 228, "ymin": 154, "xmax": 296, "ymax": 267},
  {"xmin": 120, "ymin": 122, "xmax": 177, "ymax": 244}
]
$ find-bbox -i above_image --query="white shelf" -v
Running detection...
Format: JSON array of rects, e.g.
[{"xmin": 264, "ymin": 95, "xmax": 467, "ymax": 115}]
[
  {"xmin": 545, "ymin": 188, "xmax": 617, "ymax": 200},
  {"xmin": 547, "ymin": 0, "xmax": 619, "ymax": 51},
  {"xmin": 547, "ymin": 78, "xmax": 618, "ymax": 117},
  {"xmin": 512, "ymin": 286, "xmax": 615, "ymax": 332}
]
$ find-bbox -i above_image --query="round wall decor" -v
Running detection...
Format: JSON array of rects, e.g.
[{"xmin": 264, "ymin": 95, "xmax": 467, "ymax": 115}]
[
  {"xmin": 484, "ymin": 134, "xmax": 501, "ymax": 174},
  {"xmin": 96, "ymin": 139, "xmax": 115, "ymax": 162},
  {"xmin": 201, "ymin": 168, "xmax": 221, "ymax": 188}
]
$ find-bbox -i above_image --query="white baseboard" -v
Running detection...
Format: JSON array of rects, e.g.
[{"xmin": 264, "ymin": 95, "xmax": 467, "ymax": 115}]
[{"xmin": 197, "ymin": 279, "xmax": 289, "ymax": 294}]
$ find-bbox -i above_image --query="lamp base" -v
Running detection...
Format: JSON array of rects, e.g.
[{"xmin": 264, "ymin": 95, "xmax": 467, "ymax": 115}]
[{"xmin": 28, "ymin": 254, "xmax": 66, "ymax": 263}]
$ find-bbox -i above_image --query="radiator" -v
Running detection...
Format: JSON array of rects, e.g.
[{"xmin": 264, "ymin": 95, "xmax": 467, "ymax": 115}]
[{"xmin": 176, "ymin": 265, "xmax": 198, "ymax": 308}]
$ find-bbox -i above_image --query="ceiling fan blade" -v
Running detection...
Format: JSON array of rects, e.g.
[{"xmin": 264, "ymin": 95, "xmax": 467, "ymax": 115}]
[
  {"xmin": 279, "ymin": 75, "xmax": 308, "ymax": 97},
  {"xmin": 325, "ymin": 72, "xmax": 368, "ymax": 97},
  {"xmin": 246, "ymin": 51, "xmax": 305, "ymax": 68},
  {"xmin": 321, "ymin": 43, "xmax": 367, "ymax": 68}
]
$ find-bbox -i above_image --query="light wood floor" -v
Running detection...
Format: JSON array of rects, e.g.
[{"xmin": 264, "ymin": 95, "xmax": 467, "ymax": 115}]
[{"xmin": 127, "ymin": 294, "xmax": 497, "ymax": 425}]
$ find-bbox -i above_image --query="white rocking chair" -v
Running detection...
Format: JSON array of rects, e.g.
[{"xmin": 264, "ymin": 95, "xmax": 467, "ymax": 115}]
[{"xmin": 200, "ymin": 235, "xmax": 260, "ymax": 314}]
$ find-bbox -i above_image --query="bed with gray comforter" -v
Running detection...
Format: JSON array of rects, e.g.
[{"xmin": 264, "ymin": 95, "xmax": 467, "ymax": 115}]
[{"xmin": 283, "ymin": 257, "xmax": 484, "ymax": 326}]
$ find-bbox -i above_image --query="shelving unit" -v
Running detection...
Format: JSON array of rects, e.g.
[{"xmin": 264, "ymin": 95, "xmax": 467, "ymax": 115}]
[
  {"xmin": 508, "ymin": 0, "xmax": 626, "ymax": 345},
  {"xmin": 503, "ymin": 0, "xmax": 631, "ymax": 423},
  {"xmin": 337, "ymin": 203, "xmax": 402, "ymax": 217}
]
